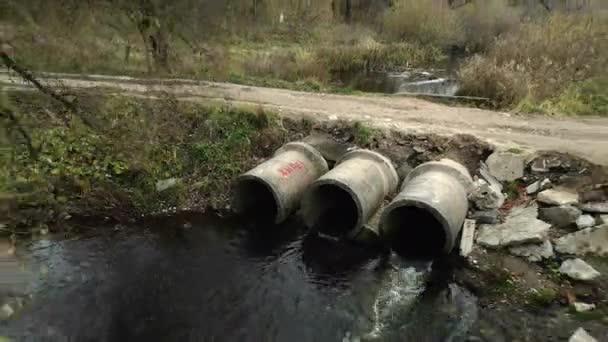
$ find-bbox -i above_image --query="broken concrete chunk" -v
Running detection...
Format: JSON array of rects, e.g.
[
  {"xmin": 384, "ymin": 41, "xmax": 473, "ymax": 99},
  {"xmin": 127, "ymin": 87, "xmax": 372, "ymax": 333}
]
[
  {"xmin": 530, "ymin": 155, "xmax": 563, "ymax": 173},
  {"xmin": 469, "ymin": 209, "xmax": 500, "ymax": 224},
  {"xmin": 579, "ymin": 202, "xmax": 608, "ymax": 214},
  {"xmin": 576, "ymin": 215, "xmax": 596, "ymax": 230},
  {"xmin": 569, "ymin": 328, "xmax": 598, "ymax": 342},
  {"xmin": 554, "ymin": 224, "xmax": 608, "ymax": 256},
  {"xmin": 476, "ymin": 205, "xmax": 550, "ymax": 248},
  {"xmin": 469, "ymin": 178, "xmax": 505, "ymax": 210},
  {"xmin": 559, "ymin": 258, "xmax": 600, "ymax": 281},
  {"xmin": 486, "ymin": 151, "xmax": 526, "ymax": 182},
  {"xmin": 537, "ymin": 189, "xmax": 578, "ymax": 206},
  {"xmin": 509, "ymin": 240, "xmax": 554, "ymax": 262},
  {"xmin": 573, "ymin": 302, "xmax": 596, "ymax": 313},
  {"xmin": 538, "ymin": 206, "xmax": 581, "ymax": 228},
  {"xmin": 460, "ymin": 219, "xmax": 476, "ymax": 257},
  {"xmin": 526, "ymin": 178, "xmax": 552, "ymax": 195}
]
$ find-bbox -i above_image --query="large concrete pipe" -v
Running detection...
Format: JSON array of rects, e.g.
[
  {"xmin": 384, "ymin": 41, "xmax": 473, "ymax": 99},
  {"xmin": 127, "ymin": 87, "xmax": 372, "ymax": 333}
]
[
  {"xmin": 234, "ymin": 142, "xmax": 329, "ymax": 223},
  {"xmin": 379, "ymin": 159, "xmax": 473, "ymax": 259},
  {"xmin": 301, "ymin": 149, "xmax": 399, "ymax": 238}
]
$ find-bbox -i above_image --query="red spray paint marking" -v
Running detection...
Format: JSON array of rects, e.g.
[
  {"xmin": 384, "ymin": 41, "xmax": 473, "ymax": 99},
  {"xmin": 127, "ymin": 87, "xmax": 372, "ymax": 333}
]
[{"xmin": 278, "ymin": 160, "xmax": 306, "ymax": 177}]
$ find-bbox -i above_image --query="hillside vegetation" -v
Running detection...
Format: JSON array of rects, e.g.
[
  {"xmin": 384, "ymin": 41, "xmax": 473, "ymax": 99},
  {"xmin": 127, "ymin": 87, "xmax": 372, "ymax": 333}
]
[{"xmin": 0, "ymin": 0, "xmax": 606, "ymax": 114}]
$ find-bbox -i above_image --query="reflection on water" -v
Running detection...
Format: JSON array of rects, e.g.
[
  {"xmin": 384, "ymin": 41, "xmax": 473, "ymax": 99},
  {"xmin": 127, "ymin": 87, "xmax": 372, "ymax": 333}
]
[{"xmin": 1, "ymin": 213, "xmax": 477, "ymax": 341}]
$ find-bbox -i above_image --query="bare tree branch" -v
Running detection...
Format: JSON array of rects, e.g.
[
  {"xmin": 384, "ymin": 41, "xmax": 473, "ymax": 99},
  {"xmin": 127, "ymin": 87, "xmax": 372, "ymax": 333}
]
[
  {"xmin": 0, "ymin": 51, "xmax": 96, "ymax": 128},
  {"xmin": 0, "ymin": 107, "xmax": 38, "ymax": 158}
]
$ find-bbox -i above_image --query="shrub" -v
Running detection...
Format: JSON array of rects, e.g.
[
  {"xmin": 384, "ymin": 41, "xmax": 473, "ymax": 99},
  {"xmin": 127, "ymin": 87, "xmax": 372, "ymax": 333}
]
[
  {"xmin": 458, "ymin": 56, "xmax": 528, "ymax": 108},
  {"xmin": 458, "ymin": 13, "xmax": 607, "ymax": 113}
]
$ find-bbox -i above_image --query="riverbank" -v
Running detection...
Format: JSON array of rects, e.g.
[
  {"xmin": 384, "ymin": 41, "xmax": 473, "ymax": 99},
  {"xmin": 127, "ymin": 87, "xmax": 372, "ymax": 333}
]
[{"xmin": 1, "ymin": 2, "xmax": 606, "ymax": 115}]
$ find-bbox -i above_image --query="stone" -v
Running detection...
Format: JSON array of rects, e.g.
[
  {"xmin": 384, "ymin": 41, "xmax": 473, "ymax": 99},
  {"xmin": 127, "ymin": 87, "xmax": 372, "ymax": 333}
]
[
  {"xmin": 485, "ymin": 151, "xmax": 526, "ymax": 182},
  {"xmin": 509, "ymin": 240, "xmax": 554, "ymax": 262},
  {"xmin": 530, "ymin": 155, "xmax": 563, "ymax": 173},
  {"xmin": 469, "ymin": 209, "xmax": 500, "ymax": 224},
  {"xmin": 554, "ymin": 225, "xmax": 608, "ymax": 256},
  {"xmin": 0, "ymin": 304, "xmax": 13, "ymax": 320},
  {"xmin": 573, "ymin": 302, "xmax": 596, "ymax": 313},
  {"xmin": 526, "ymin": 178, "xmax": 552, "ymax": 195},
  {"xmin": 599, "ymin": 215, "xmax": 608, "ymax": 225},
  {"xmin": 579, "ymin": 202, "xmax": 608, "ymax": 214},
  {"xmin": 155, "ymin": 178, "xmax": 179, "ymax": 192},
  {"xmin": 469, "ymin": 179, "xmax": 505, "ymax": 210},
  {"xmin": 303, "ymin": 134, "xmax": 354, "ymax": 164},
  {"xmin": 538, "ymin": 206, "xmax": 581, "ymax": 228},
  {"xmin": 569, "ymin": 328, "xmax": 598, "ymax": 342},
  {"xmin": 559, "ymin": 259, "xmax": 600, "ymax": 281},
  {"xmin": 576, "ymin": 215, "xmax": 596, "ymax": 229},
  {"xmin": 537, "ymin": 189, "xmax": 578, "ymax": 206},
  {"xmin": 460, "ymin": 219, "xmax": 476, "ymax": 257},
  {"xmin": 476, "ymin": 205, "xmax": 551, "ymax": 248}
]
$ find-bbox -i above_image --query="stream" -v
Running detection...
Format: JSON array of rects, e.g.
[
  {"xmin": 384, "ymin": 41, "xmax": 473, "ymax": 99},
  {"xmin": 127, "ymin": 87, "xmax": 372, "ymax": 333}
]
[{"xmin": 1, "ymin": 213, "xmax": 478, "ymax": 341}]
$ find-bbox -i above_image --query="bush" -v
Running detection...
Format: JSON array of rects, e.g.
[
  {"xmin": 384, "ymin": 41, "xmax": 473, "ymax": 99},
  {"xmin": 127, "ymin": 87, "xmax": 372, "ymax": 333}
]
[{"xmin": 458, "ymin": 13, "xmax": 607, "ymax": 113}]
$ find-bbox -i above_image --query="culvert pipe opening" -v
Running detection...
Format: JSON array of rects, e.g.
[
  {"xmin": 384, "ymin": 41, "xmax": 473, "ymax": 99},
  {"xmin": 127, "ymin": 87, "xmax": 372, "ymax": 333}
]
[
  {"xmin": 382, "ymin": 205, "xmax": 447, "ymax": 260},
  {"xmin": 233, "ymin": 177, "xmax": 280, "ymax": 223},
  {"xmin": 302, "ymin": 183, "xmax": 361, "ymax": 238}
]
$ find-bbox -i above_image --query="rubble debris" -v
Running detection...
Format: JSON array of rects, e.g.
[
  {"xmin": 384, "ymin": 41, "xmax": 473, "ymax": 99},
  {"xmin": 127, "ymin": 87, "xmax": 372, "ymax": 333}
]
[
  {"xmin": 537, "ymin": 189, "xmax": 579, "ymax": 206},
  {"xmin": 575, "ymin": 215, "xmax": 596, "ymax": 230},
  {"xmin": 509, "ymin": 240, "xmax": 554, "ymax": 262},
  {"xmin": 554, "ymin": 224, "xmax": 608, "ymax": 256},
  {"xmin": 460, "ymin": 219, "xmax": 476, "ymax": 257},
  {"xmin": 538, "ymin": 206, "xmax": 582, "ymax": 228},
  {"xmin": 486, "ymin": 150, "xmax": 526, "ymax": 182},
  {"xmin": 568, "ymin": 328, "xmax": 597, "ymax": 342},
  {"xmin": 476, "ymin": 205, "xmax": 550, "ymax": 248},
  {"xmin": 559, "ymin": 258, "xmax": 600, "ymax": 281}
]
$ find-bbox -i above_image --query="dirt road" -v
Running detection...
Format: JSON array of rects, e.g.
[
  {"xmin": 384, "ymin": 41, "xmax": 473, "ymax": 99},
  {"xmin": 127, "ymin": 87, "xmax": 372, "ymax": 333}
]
[{"xmin": 2, "ymin": 71, "xmax": 607, "ymax": 165}]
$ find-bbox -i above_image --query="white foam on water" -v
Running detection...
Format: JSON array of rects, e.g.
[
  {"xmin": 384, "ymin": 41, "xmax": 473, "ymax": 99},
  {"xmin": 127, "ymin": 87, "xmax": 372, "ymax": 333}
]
[{"xmin": 361, "ymin": 257, "xmax": 431, "ymax": 340}]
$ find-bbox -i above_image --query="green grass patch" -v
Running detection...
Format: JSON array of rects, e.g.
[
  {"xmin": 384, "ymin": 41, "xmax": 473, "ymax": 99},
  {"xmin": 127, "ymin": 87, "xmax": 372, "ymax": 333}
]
[{"xmin": 526, "ymin": 288, "xmax": 558, "ymax": 307}]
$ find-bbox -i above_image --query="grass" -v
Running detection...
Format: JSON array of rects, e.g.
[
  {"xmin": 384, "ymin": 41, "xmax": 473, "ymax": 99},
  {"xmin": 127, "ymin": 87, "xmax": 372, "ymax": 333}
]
[
  {"xmin": 458, "ymin": 13, "xmax": 608, "ymax": 115},
  {"xmin": 2, "ymin": 2, "xmax": 606, "ymax": 115},
  {"xmin": 526, "ymin": 288, "xmax": 558, "ymax": 307}
]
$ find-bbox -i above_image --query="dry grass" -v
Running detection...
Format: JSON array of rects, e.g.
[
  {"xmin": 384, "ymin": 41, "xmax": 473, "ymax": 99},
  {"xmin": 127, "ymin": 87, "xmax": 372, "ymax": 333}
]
[
  {"xmin": 383, "ymin": 0, "xmax": 460, "ymax": 47},
  {"xmin": 458, "ymin": 13, "xmax": 607, "ymax": 112}
]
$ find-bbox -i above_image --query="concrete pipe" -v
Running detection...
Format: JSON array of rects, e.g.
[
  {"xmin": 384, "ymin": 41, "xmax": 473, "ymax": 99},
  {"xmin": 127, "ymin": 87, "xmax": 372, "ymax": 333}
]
[
  {"xmin": 301, "ymin": 149, "xmax": 399, "ymax": 238},
  {"xmin": 379, "ymin": 159, "xmax": 473, "ymax": 259},
  {"xmin": 233, "ymin": 142, "xmax": 329, "ymax": 223}
]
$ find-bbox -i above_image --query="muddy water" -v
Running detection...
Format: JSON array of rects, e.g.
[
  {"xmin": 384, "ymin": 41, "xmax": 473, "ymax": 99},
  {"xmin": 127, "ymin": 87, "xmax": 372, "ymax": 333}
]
[{"xmin": 1, "ymin": 213, "xmax": 477, "ymax": 341}]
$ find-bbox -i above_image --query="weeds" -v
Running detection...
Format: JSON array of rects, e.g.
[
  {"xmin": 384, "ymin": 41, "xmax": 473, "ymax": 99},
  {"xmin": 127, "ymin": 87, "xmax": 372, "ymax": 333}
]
[
  {"xmin": 459, "ymin": 13, "xmax": 607, "ymax": 114},
  {"xmin": 526, "ymin": 288, "xmax": 558, "ymax": 307},
  {"xmin": 1, "ymin": 91, "xmax": 289, "ymax": 231}
]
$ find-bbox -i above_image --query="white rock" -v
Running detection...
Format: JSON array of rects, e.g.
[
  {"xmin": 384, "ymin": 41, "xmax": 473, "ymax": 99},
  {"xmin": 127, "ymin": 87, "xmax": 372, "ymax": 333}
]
[
  {"xmin": 509, "ymin": 240, "xmax": 554, "ymax": 262},
  {"xmin": 576, "ymin": 215, "xmax": 596, "ymax": 229},
  {"xmin": 554, "ymin": 224, "xmax": 608, "ymax": 256},
  {"xmin": 485, "ymin": 151, "xmax": 526, "ymax": 182},
  {"xmin": 526, "ymin": 178, "xmax": 551, "ymax": 195},
  {"xmin": 469, "ymin": 179, "xmax": 505, "ymax": 210},
  {"xmin": 537, "ymin": 189, "xmax": 579, "ymax": 206},
  {"xmin": 460, "ymin": 219, "xmax": 476, "ymax": 257},
  {"xmin": 573, "ymin": 302, "xmax": 596, "ymax": 313},
  {"xmin": 476, "ymin": 205, "xmax": 551, "ymax": 248},
  {"xmin": 579, "ymin": 202, "xmax": 608, "ymax": 214},
  {"xmin": 155, "ymin": 178, "xmax": 179, "ymax": 192},
  {"xmin": 0, "ymin": 304, "xmax": 14, "ymax": 320},
  {"xmin": 559, "ymin": 258, "xmax": 600, "ymax": 281},
  {"xmin": 599, "ymin": 215, "xmax": 608, "ymax": 225},
  {"xmin": 569, "ymin": 328, "xmax": 598, "ymax": 342}
]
